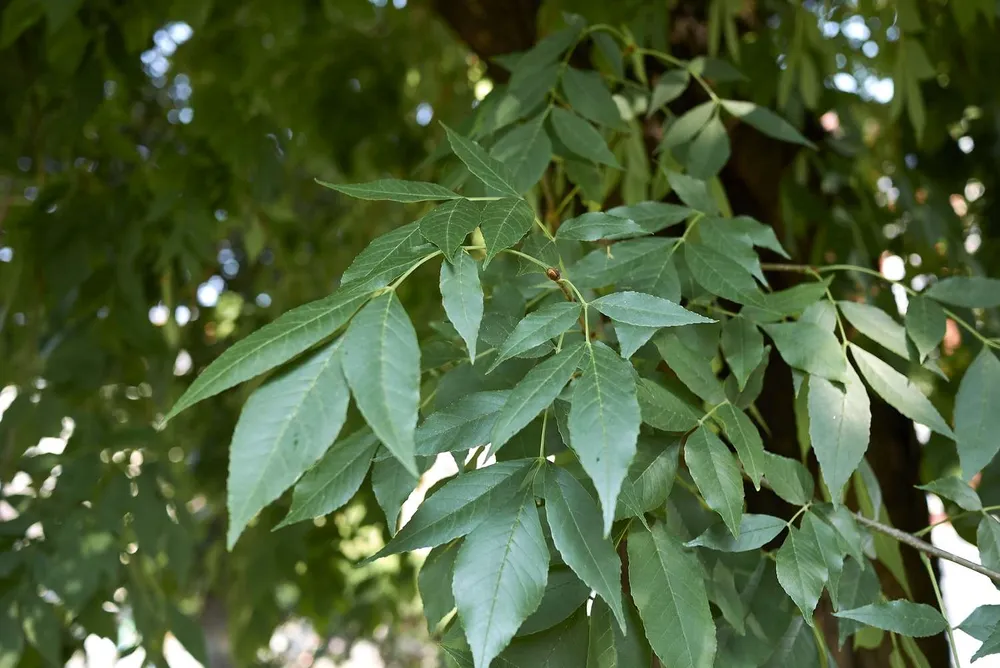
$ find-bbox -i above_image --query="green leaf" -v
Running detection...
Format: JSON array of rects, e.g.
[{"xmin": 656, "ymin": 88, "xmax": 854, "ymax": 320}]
[
  {"xmin": 491, "ymin": 114, "xmax": 553, "ymax": 194},
  {"xmin": 660, "ymin": 102, "xmax": 715, "ymax": 149},
  {"xmin": 341, "ymin": 222, "xmax": 434, "ymax": 287},
  {"xmin": 491, "ymin": 343, "xmax": 588, "ymax": 452},
  {"xmin": 543, "ymin": 465, "xmax": 626, "ymax": 630},
  {"xmin": 905, "ymin": 295, "xmax": 946, "ymax": 362},
  {"xmin": 916, "ymin": 476, "xmax": 982, "ymax": 511},
  {"xmin": 0, "ymin": 598, "xmax": 23, "ymax": 668},
  {"xmin": 444, "ymin": 124, "xmax": 520, "ymax": 196},
  {"xmin": 480, "ymin": 197, "xmax": 536, "ymax": 266},
  {"xmin": 495, "ymin": 64, "xmax": 560, "ymax": 129},
  {"xmin": 687, "ymin": 115, "xmax": 731, "ymax": 179},
  {"xmin": 420, "ymin": 542, "xmax": 460, "ymax": 630},
  {"xmin": 808, "ymin": 365, "xmax": 871, "ymax": 504},
  {"xmin": 607, "ymin": 201, "xmax": 693, "ymax": 233},
  {"xmin": 686, "ymin": 514, "xmax": 786, "ymax": 552},
  {"xmin": 567, "ymin": 237, "xmax": 671, "ymax": 290},
  {"xmin": 740, "ymin": 280, "xmax": 832, "ymax": 323},
  {"xmin": 714, "ymin": 403, "xmax": 766, "ymax": 489},
  {"xmin": 849, "ymin": 344, "xmax": 953, "ymax": 437},
  {"xmin": 654, "ymin": 332, "xmax": 726, "ymax": 404},
  {"xmin": 685, "ymin": 242, "xmax": 762, "ymax": 305},
  {"xmin": 561, "ymin": 68, "xmax": 625, "ymax": 129},
  {"xmin": 21, "ymin": 599, "xmax": 60, "ymax": 667},
  {"xmin": 837, "ymin": 301, "xmax": 940, "ymax": 374},
  {"xmin": 959, "ymin": 604, "xmax": 1000, "ymax": 642},
  {"xmin": 978, "ymin": 515, "xmax": 1000, "ymax": 572},
  {"xmin": 685, "ymin": 425, "xmax": 744, "ymax": 536},
  {"xmin": 277, "ymin": 428, "xmax": 379, "ymax": 527},
  {"xmin": 569, "ymin": 341, "xmax": 642, "ymax": 535},
  {"xmin": 164, "ymin": 283, "xmax": 370, "ymax": 421},
  {"xmin": 518, "ymin": 568, "xmax": 591, "ymax": 636},
  {"xmin": 722, "ymin": 317, "xmax": 764, "ymax": 391},
  {"xmin": 614, "ymin": 322, "xmax": 658, "ymax": 358},
  {"xmin": 615, "ymin": 437, "xmax": 681, "ymax": 520},
  {"xmin": 763, "ymin": 453, "xmax": 815, "ymax": 506},
  {"xmin": 801, "ymin": 512, "xmax": 846, "ymax": 606},
  {"xmin": 763, "ymin": 322, "xmax": 847, "ymax": 382},
  {"xmin": 504, "ymin": 610, "xmax": 590, "ymax": 667},
  {"xmin": 372, "ymin": 460, "xmax": 532, "ymax": 557},
  {"xmin": 628, "ymin": 523, "xmax": 717, "ymax": 668},
  {"xmin": 316, "ymin": 178, "xmax": 461, "ymax": 202},
  {"xmin": 727, "ymin": 215, "xmax": 791, "ymax": 259},
  {"xmin": 835, "ymin": 558, "xmax": 882, "ymax": 646},
  {"xmin": 591, "ymin": 291, "xmax": 714, "ymax": 328},
  {"xmin": 775, "ymin": 526, "xmax": 828, "ymax": 626},
  {"xmin": 343, "ymin": 292, "xmax": 421, "ymax": 475},
  {"xmin": 665, "ymin": 170, "xmax": 718, "ymax": 213},
  {"xmin": 637, "ymin": 379, "xmax": 702, "ymax": 431},
  {"xmin": 725, "ymin": 345, "xmax": 771, "ymax": 409},
  {"xmin": 454, "ymin": 491, "xmax": 549, "ymax": 668},
  {"xmin": 550, "ymin": 107, "xmax": 621, "ymax": 168},
  {"xmin": 587, "ymin": 599, "xmax": 618, "ymax": 668},
  {"xmin": 973, "ymin": 626, "xmax": 1000, "ymax": 663},
  {"xmin": 834, "ymin": 601, "xmax": 947, "ymax": 637},
  {"xmin": 420, "ymin": 199, "xmax": 483, "ymax": 261},
  {"xmin": 556, "ymin": 212, "xmax": 646, "ymax": 241},
  {"xmin": 0, "ymin": 0, "xmax": 43, "ymax": 48},
  {"xmin": 648, "ymin": 69, "xmax": 690, "ymax": 115},
  {"xmin": 371, "ymin": 453, "xmax": 420, "ymax": 534},
  {"xmin": 490, "ymin": 302, "xmax": 581, "ymax": 372},
  {"xmin": 441, "ymin": 253, "xmax": 484, "ymax": 362},
  {"xmin": 720, "ymin": 100, "xmax": 813, "ymax": 147},
  {"xmin": 925, "ymin": 276, "xmax": 1000, "ymax": 308},
  {"xmin": 227, "ymin": 339, "xmax": 349, "ymax": 549},
  {"xmin": 712, "ymin": 561, "xmax": 746, "ymax": 635},
  {"xmin": 416, "ymin": 391, "xmax": 510, "ymax": 456},
  {"xmin": 955, "ymin": 348, "xmax": 1000, "ymax": 478}
]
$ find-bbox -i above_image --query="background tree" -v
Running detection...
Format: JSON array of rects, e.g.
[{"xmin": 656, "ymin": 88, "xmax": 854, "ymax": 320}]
[{"xmin": 2, "ymin": 1, "xmax": 1000, "ymax": 667}]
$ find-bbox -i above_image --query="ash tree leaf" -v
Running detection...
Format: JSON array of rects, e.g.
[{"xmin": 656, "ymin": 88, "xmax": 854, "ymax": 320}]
[
  {"xmin": 480, "ymin": 197, "xmax": 536, "ymax": 266},
  {"xmin": 925, "ymin": 276, "xmax": 1000, "ymax": 308},
  {"xmin": 686, "ymin": 514, "xmax": 786, "ymax": 552},
  {"xmin": 665, "ymin": 170, "xmax": 718, "ymax": 213},
  {"xmin": 416, "ymin": 391, "xmax": 510, "ymax": 456},
  {"xmin": 837, "ymin": 301, "xmax": 942, "ymax": 376},
  {"xmin": 542, "ymin": 465, "xmax": 626, "ymax": 631},
  {"xmin": 955, "ymin": 348, "xmax": 1000, "ymax": 479},
  {"xmin": 566, "ymin": 237, "xmax": 672, "ymax": 290},
  {"xmin": 503, "ymin": 609, "xmax": 590, "ymax": 666},
  {"xmin": 372, "ymin": 459, "xmax": 533, "ymax": 558},
  {"xmin": 637, "ymin": 378, "xmax": 702, "ymax": 432},
  {"xmin": 660, "ymin": 102, "xmax": 715, "ymax": 150},
  {"xmin": 727, "ymin": 215, "xmax": 791, "ymax": 259},
  {"xmin": 685, "ymin": 425, "xmax": 745, "ymax": 536},
  {"xmin": 654, "ymin": 332, "xmax": 726, "ymax": 404},
  {"xmin": 628, "ymin": 523, "xmax": 717, "ymax": 668},
  {"xmin": 489, "ymin": 302, "xmax": 582, "ymax": 372},
  {"xmin": 371, "ymin": 453, "xmax": 421, "ymax": 534},
  {"xmin": 917, "ymin": 476, "xmax": 981, "ymax": 511},
  {"xmin": 491, "ymin": 343, "xmax": 588, "ymax": 453},
  {"xmin": 685, "ymin": 242, "xmax": 762, "ymax": 305},
  {"xmin": 561, "ymin": 67, "xmax": 626, "ymax": 129},
  {"xmin": 959, "ymin": 605, "xmax": 1000, "ymax": 642},
  {"xmin": 834, "ymin": 601, "xmax": 947, "ymax": 637},
  {"xmin": 808, "ymin": 365, "xmax": 871, "ymax": 504},
  {"xmin": 607, "ymin": 201, "xmax": 693, "ymax": 233},
  {"xmin": 164, "ymin": 282, "xmax": 371, "ymax": 421},
  {"xmin": 591, "ymin": 291, "xmax": 714, "ymax": 328},
  {"xmin": 341, "ymin": 222, "xmax": 435, "ymax": 287},
  {"xmin": 517, "ymin": 569, "xmax": 590, "ymax": 637},
  {"xmin": 615, "ymin": 437, "xmax": 681, "ymax": 521},
  {"xmin": 763, "ymin": 322, "xmax": 847, "ymax": 382},
  {"xmin": 227, "ymin": 338, "xmax": 349, "ymax": 549},
  {"xmin": 725, "ymin": 345, "xmax": 771, "ymax": 409},
  {"xmin": 440, "ymin": 252, "xmax": 484, "ymax": 362},
  {"xmin": 316, "ymin": 178, "xmax": 461, "ymax": 202},
  {"xmin": 569, "ymin": 341, "xmax": 642, "ymax": 536},
  {"xmin": 420, "ymin": 199, "xmax": 483, "ymax": 261},
  {"xmin": 801, "ymin": 513, "xmax": 846, "ymax": 605},
  {"xmin": 905, "ymin": 295, "xmax": 946, "ymax": 362},
  {"xmin": 687, "ymin": 115, "xmax": 731, "ymax": 179},
  {"xmin": 973, "ymin": 626, "xmax": 1000, "ymax": 663},
  {"xmin": 648, "ymin": 69, "xmax": 690, "ymax": 115},
  {"xmin": 454, "ymin": 490, "xmax": 549, "ymax": 668},
  {"xmin": 494, "ymin": 63, "xmax": 560, "ymax": 128},
  {"xmin": 740, "ymin": 280, "xmax": 832, "ymax": 323},
  {"xmin": 775, "ymin": 526, "xmax": 828, "ymax": 626},
  {"xmin": 343, "ymin": 292, "xmax": 421, "ymax": 475},
  {"xmin": 978, "ymin": 515, "xmax": 1000, "ymax": 573},
  {"xmin": 551, "ymin": 107, "xmax": 621, "ymax": 168},
  {"xmin": 277, "ymin": 428, "xmax": 379, "ymax": 528},
  {"xmin": 763, "ymin": 453, "xmax": 815, "ymax": 506},
  {"xmin": 849, "ymin": 344, "xmax": 953, "ymax": 437},
  {"xmin": 444, "ymin": 124, "xmax": 520, "ymax": 196},
  {"xmin": 555, "ymin": 212, "xmax": 646, "ymax": 241},
  {"xmin": 0, "ymin": 598, "xmax": 23, "ymax": 666},
  {"xmin": 490, "ymin": 113, "xmax": 553, "ymax": 194},
  {"xmin": 419, "ymin": 542, "xmax": 460, "ymax": 630},
  {"xmin": 711, "ymin": 561, "xmax": 746, "ymax": 635},
  {"xmin": 722, "ymin": 317, "xmax": 764, "ymax": 391},
  {"xmin": 834, "ymin": 558, "xmax": 882, "ymax": 646},
  {"xmin": 587, "ymin": 599, "xmax": 618, "ymax": 668},
  {"xmin": 714, "ymin": 403, "xmax": 766, "ymax": 490},
  {"xmin": 614, "ymin": 322, "xmax": 658, "ymax": 358},
  {"xmin": 720, "ymin": 100, "xmax": 813, "ymax": 147}
]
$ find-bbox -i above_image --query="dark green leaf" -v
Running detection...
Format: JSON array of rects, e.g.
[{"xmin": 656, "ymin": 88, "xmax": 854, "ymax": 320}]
[
  {"xmin": 637, "ymin": 378, "xmax": 702, "ymax": 431},
  {"xmin": 420, "ymin": 199, "xmax": 483, "ymax": 261},
  {"xmin": 489, "ymin": 302, "xmax": 582, "ymax": 372},
  {"xmin": 763, "ymin": 322, "xmax": 847, "ymax": 382},
  {"xmin": 916, "ymin": 476, "xmax": 982, "ymax": 511},
  {"xmin": 441, "ymin": 252, "xmax": 484, "ymax": 362},
  {"xmin": 686, "ymin": 514, "xmax": 786, "ymax": 552},
  {"xmin": 343, "ymin": 292, "xmax": 421, "ymax": 475},
  {"xmin": 648, "ymin": 69, "xmax": 690, "ymax": 115},
  {"xmin": 491, "ymin": 114, "xmax": 553, "ymax": 194},
  {"xmin": 808, "ymin": 365, "xmax": 871, "ymax": 504},
  {"xmin": 503, "ymin": 610, "xmax": 590, "ymax": 667},
  {"xmin": 0, "ymin": 0, "xmax": 43, "ymax": 48},
  {"xmin": 569, "ymin": 341, "xmax": 642, "ymax": 535},
  {"xmin": 419, "ymin": 542, "xmax": 460, "ymax": 629},
  {"xmin": 416, "ymin": 391, "xmax": 510, "ymax": 456},
  {"xmin": 660, "ymin": 102, "xmax": 714, "ymax": 149},
  {"xmin": 835, "ymin": 558, "xmax": 881, "ymax": 646},
  {"xmin": 837, "ymin": 301, "xmax": 941, "ymax": 375},
  {"xmin": 567, "ymin": 237, "xmax": 671, "ymax": 290},
  {"xmin": 615, "ymin": 437, "xmax": 681, "ymax": 520},
  {"xmin": 445, "ymin": 124, "xmax": 520, "ymax": 196},
  {"xmin": 518, "ymin": 568, "xmax": 590, "ymax": 636},
  {"xmin": 712, "ymin": 561, "xmax": 746, "ymax": 635},
  {"xmin": 665, "ymin": 170, "xmax": 718, "ymax": 213},
  {"xmin": 978, "ymin": 515, "xmax": 1000, "ymax": 572},
  {"xmin": 834, "ymin": 601, "xmax": 947, "ymax": 637},
  {"xmin": 342, "ymin": 222, "xmax": 434, "ymax": 287},
  {"xmin": 480, "ymin": 197, "xmax": 536, "ymax": 266},
  {"xmin": 561, "ymin": 68, "xmax": 625, "ymax": 129},
  {"xmin": 555, "ymin": 211, "xmax": 646, "ymax": 241},
  {"xmin": 371, "ymin": 453, "xmax": 420, "ymax": 534},
  {"xmin": 654, "ymin": 332, "xmax": 726, "ymax": 404},
  {"xmin": 607, "ymin": 201, "xmax": 693, "ymax": 233},
  {"xmin": 587, "ymin": 598, "xmax": 618, "ymax": 668},
  {"xmin": 551, "ymin": 107, "xmax": 621, "ymax": 168},
  {"xmin": 227, "ymin": 339, "xmax": 349, "ymax": 549},
  {"xmin": 0, "ymin": 597, "xmax": 23, "ymax": 668},
  {"xmin": 495, "ymin": 64, "xmax": 560, "ymax": 128},
  {"xmin": 973, "ymin": 626, "xmax": 1000, "ymax": 663},
  {"xmin": 763, "ymin": 453, "xmax": 815, "ymax": 506},
  {"xmin": 316, "ymin": 178, "xmax": 461, "ymax": 202},
  {"xmin": 714, "ymin": 403, "xmax": 766, "ymax": 489},
  {"xmin": 925, "ymin": 276, "xmax": 1000, "ymax": 308},
  {"xmin": 958, "ymin": 604, "xmax": 1000, "ymax": 642},
  {"xmin": 614, "ymin": 322, "xmax": 658, "ymax": 358},
  {"xmin": 955, "ymin": 348, "xmax": 1000, "ymax": 478},
  {"xmin": 687, "ymin": 116, "xmax": 731, "ymax": 179},
  {"xmin": 775, "ymin": 526, "xmax": 828, "ymax": 626},
  {"xmin": 685, "ymin": 242, "xmax": 762, "ymax": 305},
  {"xmin": 685, "ymin": 425, "xmax": 744, "ymax": 536},
  {"xmin": 590, "ymin": 290, "xmax": 714, "ymax": 328},
  {"xmin": 727, "ymin": 215, "xmax": 791, "ymax": 259},
  {"xmin": 740, "ymin": 280, "xmax": 832, "ymax": 323},
  {"xmin": 720, "ymin": 100, "xmax": 813, "ymax": 147},
  {"xmin": 722, "ymin": 317, "xmax": 764, "ymax": 391},
  {"xmin": 905, "ymin": 295, "xmax": 946, "ymax": 362}
]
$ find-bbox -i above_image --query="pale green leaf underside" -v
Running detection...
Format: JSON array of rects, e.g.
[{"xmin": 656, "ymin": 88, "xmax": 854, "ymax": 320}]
[
  {"xmin": 420, "ymin": 199, "xmax": 483, "ymax": 261},
  {"xmin": 416, "ymin": 391, "xmax": 510, "ymax": 456},
  {"xmin": 590, "ymin": 291, "xmax": 714, "ymax": 328},
  {"xmin": 444, "ymin": 124, "xmax": 520, "ymax": 197},
  {"xmin": 954, "ymin": 348, "xmax": 1000, "ymax": 479},
  {"xmin": 834, "ymin": 601, "xmax": 947, "ymax": 637},
  {"xmin": 685, "ymin": 425, "xmax": 744, "ymax": 537},
  {"xmin": 490, "ymin": 301, "xmax": 581, "ymax": 372},
  {"xmin": 440, "ymin": 252, "xmax": 484, "ymax": 362},
  {"xmin": 808, "ymin": 365, "xmax": 871, "ymax": 504},
  {"xmin": 480, "ymin": 197, "xmax": 536, "ymax": 266},
  {"xmin": 686, "ymin": 514, "xmax": 786, "ymax": 552},
  {"xmin": 316, "ymin": 178, "xmax": 461, "ymax": 202}
]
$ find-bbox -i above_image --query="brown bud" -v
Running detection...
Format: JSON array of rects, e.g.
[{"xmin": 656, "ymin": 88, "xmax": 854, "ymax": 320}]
[{"xmin": 546, "ymin": 267, "xmax": 561, "ymax": 281}]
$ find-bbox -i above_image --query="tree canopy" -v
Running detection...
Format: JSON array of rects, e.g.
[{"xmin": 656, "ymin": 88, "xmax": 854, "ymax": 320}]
[{"xmin": 3, "ymin": 1, "xmax": 1000, "ymax": 667}]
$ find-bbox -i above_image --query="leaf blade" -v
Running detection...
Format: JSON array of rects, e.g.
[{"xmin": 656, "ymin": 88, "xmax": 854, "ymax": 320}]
[
  {"xmin": 441, "ymin": 252, "xmax": 485, "ymax": 362},
  {"xmin": 316, "ymin": 178, "xmax": 461, "ymax": 202}
]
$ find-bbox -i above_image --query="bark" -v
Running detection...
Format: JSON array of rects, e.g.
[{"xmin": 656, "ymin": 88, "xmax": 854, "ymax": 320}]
[{"xmin": 431, "ymin": 2, "xmax": 949, "ymax": 665}]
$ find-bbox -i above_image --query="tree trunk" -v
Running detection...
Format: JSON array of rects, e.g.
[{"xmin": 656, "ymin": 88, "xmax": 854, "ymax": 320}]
[{"xmin": 430, "ymin": 3, "xmax": 949, "ymax": 665}]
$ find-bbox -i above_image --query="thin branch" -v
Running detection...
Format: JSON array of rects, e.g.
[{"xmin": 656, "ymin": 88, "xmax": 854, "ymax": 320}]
[{"xmin": 854, "ymin": 512, "xmax": 1000, "ymax": 583}]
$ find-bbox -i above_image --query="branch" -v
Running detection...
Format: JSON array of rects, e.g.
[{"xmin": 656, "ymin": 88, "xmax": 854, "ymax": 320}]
[{"xmin": 854, "ymin": 512, "xmax": 1000, "ymax": 584}]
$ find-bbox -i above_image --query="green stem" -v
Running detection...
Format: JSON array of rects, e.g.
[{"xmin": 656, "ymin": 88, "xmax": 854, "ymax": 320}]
[
  {"xmin": 915, "ymin": 504, "xmax": 1000, "ymax": 537},
  {"xmin": 502, "ymin": 248, "xmax": 552, "ymax": 272},
  {"xmin": 637, "ymin": 48, "xmax": 721, "ymax": 103},
  {"xmin": 558, "ymin": 278, "xmax": 590, "ymax": 339},
  {"xmin": 534, "ymin": 216, "xmax": 556, "ymax": 241},
  {"xmin": 920, "ymin": 552, "xmax": 962, "ymax": 668},
  {"xmin": 786, "ymin": 503, "xmax": 811, "ymax": 528},
  {"xmin": 387, "ymin": 251, "xmax": 442, "ymax": 291},
  {"xmin": 466, "ymin": 196, "xmax": 502, "ymax": 202},
  {"xmin": 554, "ymin": 186, "xmax": 579, "ymax": 218},
  {"xmin": 698, "ymin": 399, "xmax": 729, "ymax": 425},
  {"xmin": 538, "ymin": 408, "xmax": 550, "ymax": 459}
]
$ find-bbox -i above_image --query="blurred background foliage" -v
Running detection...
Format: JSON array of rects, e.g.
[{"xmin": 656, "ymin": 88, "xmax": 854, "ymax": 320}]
[{"xmin": 1, "ymin": 0, "xmax": 999, "ymax": 666}]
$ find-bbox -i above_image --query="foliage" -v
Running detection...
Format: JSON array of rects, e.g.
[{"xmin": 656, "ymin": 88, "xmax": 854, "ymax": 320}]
[{"xmin": 5, "ymin": 0, "xmax": 1000, "ymax": 667}]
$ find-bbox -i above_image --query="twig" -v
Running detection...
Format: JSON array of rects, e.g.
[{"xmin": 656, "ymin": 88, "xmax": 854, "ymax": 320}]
[
  {"xmin": 854, "ymin": 512, "xmax": 1000, "ymax": 583},
  {"xmin": 920, "ymin": 553, "xmax": 962, "ymax": 668}
]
